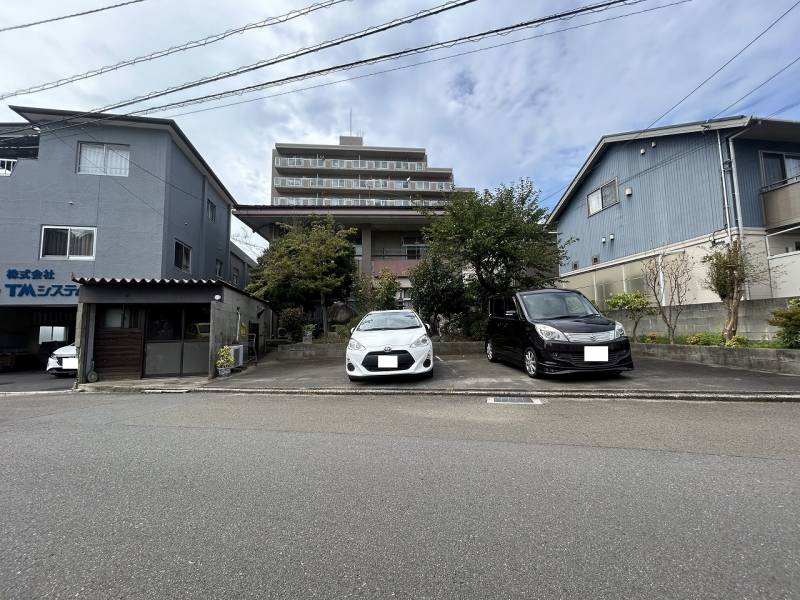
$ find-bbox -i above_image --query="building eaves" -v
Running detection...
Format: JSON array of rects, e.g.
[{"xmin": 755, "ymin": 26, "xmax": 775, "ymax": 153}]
[{"xmin": 72, "ymin": 276, "xmax": 267, "ymax": 303}]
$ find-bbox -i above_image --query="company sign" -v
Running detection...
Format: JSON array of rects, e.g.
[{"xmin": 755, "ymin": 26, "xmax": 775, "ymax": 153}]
[{"xmin": 1, "ymin": 268, "xmax": 79, "ymax": 304}]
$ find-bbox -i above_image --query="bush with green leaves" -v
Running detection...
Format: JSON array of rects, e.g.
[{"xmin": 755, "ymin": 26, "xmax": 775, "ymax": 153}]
[
  {"xmin": 605, "ymin": 291, "xmax": 656, "ymax": 340},
  {"xmin": 768, "ymin": 298, "xmax": 800, "ymax": 349},
  {"xmin": 643, "ymin": 332, "xmax": 660, "ymax": 344},
  {"xmin": 279, "ymin": 306, "xmax": 305, "ymax": 342},
  {"xmin": 724, "ymin": 335, "xmax": 749, "ymax": 348},
  {"xmin": 685, "ymin": 332, "xmax": 724, "ymax": 346},
  {"xmin": 215, "ymin": 346, "xmax": 234, "ymax": 369}
]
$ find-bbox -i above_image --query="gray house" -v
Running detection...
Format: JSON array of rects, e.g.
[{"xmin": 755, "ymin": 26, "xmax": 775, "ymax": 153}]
[
  {"xmin": 0, "ymin": 106, "xmax": 268, "ymax": 374},
  {"xmin": 547, "ymin": 116, "xmax": 800, "ymax": 308}
]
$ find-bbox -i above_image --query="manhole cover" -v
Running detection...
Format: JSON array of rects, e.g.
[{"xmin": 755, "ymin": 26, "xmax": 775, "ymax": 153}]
[{"xmin": 486, "ymin": 396, "xmax": 543, "ymax": 405}]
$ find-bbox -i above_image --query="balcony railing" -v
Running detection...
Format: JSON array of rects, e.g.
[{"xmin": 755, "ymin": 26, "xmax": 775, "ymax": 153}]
[
  {"xmin": 0, "ymin": 158, "xmax": 17, "ymax": 176},
  {"xmin": 275, "ymin": 156, "xmax": 425, "ymax": 171},
  {"xmin": 274, "ymin": 176, "xmax": 453, "ymax": 193},
  {"xmin": 271, "ymin": 196, "xmax": 445, "ymax": 208},
  {"xmin": 762, "ymin": 176, "xmax": 800, "ymax": 229}
]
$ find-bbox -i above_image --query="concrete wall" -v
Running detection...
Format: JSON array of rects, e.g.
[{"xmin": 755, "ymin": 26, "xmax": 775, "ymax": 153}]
[
  {"xmin": 0, "ymin": 127, "xmax": 170, "ymax": 305},
  {"xmin": 209, "ymin": 287, "xmax": 271, "ymax": 375},
  {"xmin": 633, "ymin": 342, "xmax": 800, "ymax": 376},
  {"xmin": 606, "ymin": 297, "xmax": 794, "ymax": 340}
]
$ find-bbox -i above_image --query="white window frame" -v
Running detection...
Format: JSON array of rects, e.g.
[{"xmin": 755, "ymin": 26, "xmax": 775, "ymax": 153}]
[
  {"xmin": 206, "ymin": 199, "xmax": 216, "ymax": 222},
  {"xmin": 587, "ymin": 179, "xmax": 619, "ymax": 216},
  {"xmin": 174, "ymin": 239, "xmax": 192, "ymax": 272},
  {"xmin": 40, "ymin": 225, "xmax": 97, "ymax": 260},
  {"xmin": 77, "ymin": 142, "xmax": 130, "ymax": 177},
  {"xmin": 759, "ymin": 149, "xmax": 800, "ymax": 190}
]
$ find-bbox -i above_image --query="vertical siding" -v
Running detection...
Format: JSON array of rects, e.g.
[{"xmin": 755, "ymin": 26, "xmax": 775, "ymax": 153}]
[{"xmin": 556, "ymin": 132, "xmax": 727, "ymax": 273}]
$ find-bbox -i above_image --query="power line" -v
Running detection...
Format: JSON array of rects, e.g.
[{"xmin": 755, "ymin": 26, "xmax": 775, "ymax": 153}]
[
  {"xmin": 163, "ymin": 0, "xmax": 691, "ymax": 121},
  {"xmin": 101, "ymin": 0, "xmax": 481, "ymax": 111},
  {"xmin": 0, "ymin": 0, "xmax": 146, "ymax": 34},
  {"xmin": 0, "ymin": 0, "xmax": 349, "ymax": 101},
  {"xmin": 0, "ymin": 0, "xmax": 655, "ymax": 143}
]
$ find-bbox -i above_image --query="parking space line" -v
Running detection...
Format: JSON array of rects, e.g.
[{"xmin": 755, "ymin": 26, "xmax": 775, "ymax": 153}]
[
  {"xmin": 487, "ymin": 396, "xmax": 545, "ymax": 405},
  {"xmin": 435, "ymin": 355, "xmax": 444, "ymax": 362}
]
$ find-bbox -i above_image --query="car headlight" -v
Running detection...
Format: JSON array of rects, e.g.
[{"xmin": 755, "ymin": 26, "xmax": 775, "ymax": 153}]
[
  {"xmin": 534, "ymin": 323, "xmax": 568, "ymax": 342},
  {"xmin": 614, "ymin": 321, "xmax": 626, "ymax": 339},
  {"xmin": 347, "ymin": 338, "xmax": 365, "ymax": 351},
  {"xmin": 409, "ymin": 334, "xmax": 431, "ymax": 348}
]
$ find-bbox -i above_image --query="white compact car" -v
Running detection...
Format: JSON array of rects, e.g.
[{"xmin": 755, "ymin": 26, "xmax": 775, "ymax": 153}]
[
  {"xmin": 346, "ymin": 310, "xmax": 433, "ymax": 381},
  {"xmin": 46, "ymin": 343, "xmax": 78, "ymax": 377}
]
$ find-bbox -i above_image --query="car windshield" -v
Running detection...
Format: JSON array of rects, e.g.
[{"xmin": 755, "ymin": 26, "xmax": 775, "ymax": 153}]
[
  {"xmin": 520, "ymin": 291, "xmax": 599, "ymax": 320},
  {"xmin": 357, "ymin": 312, "xmax": 422, "ymax": 331}
]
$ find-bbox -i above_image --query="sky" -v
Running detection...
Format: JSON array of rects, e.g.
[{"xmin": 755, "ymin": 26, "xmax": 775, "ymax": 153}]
[{"xmin": 2, "ymin": 0, "xmax": 799, "ymax": 258}]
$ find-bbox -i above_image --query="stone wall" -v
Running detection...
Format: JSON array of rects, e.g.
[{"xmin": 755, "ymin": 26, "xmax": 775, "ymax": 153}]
[{"xmin": 606, "ymin": 297, "xmax": 795, "ymax": 340}]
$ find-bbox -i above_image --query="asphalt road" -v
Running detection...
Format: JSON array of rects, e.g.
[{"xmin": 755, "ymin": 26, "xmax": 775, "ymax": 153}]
[
  {"xmin": 2, "ymin": 392, "xmax": 799, "ymax": 599},
  {"xmin": 0, "ymin": 369, "xmax": 74, "ymax": 392}
]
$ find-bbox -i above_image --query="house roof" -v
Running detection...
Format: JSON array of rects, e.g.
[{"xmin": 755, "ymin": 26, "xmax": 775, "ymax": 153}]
[
  {"xmin": 229, "ymin": 240, "xmax": 259, "ymax": 268},
  {"xmin": 545, "ymin": 115, "xmax": 758, "ymax": 224},
  {"xmin": 9, "ymin": 106, "xmax": 240, "ymax": 208},
  {"xmin": 72, "ymin": 276, "xmax": 267, "ymax": 303}
]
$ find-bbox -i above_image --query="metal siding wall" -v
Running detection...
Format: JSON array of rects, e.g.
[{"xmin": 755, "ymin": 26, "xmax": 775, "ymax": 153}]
[{"xmin": 557, "ymin": 132, "xmax": 725, "ymax": 273}]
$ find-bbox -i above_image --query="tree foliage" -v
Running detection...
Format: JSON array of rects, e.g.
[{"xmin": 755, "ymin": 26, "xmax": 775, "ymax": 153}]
[
  {"xmin": 605, "ymin": 290, "xmax": 656, "ymax": 341},
  {"xmin": 247, "ymin": 217, "xmax": 356, "ymax": 331},
  {"xmin": 408, "ymin": 253, "xmax": 468, "ymax": 335},
  {"xmin": 422, "ymin": 180, "xmax": 567, "ymax": 299},
  {"xmin": 351, "ymin": 269, "xmax": 401, "ymax": 314},
  {"xmin": 768, "ymin": 297, "xmax": 800, "ymax": 349}
]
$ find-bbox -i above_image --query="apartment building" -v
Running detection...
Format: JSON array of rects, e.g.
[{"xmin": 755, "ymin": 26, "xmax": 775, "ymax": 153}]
[
  {"xmin": 0, "ymin": 106, "xmax": 268, "ymax": 375},
  {"xmin": 547, "ymin": 116, "xmax": 800, "ymax": 307},
  {"xmin": 236, "ymin": 135, "xmax": 469, "ymax": 307}
]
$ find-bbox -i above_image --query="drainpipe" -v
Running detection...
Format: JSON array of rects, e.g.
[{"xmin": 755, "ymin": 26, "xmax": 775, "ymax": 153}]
[
  {"xmin": 727, "ymin": 124, "xmax": 752, "ymax": 299},
  {"xmin": 716, "ymin": 130, "xmax": 732, "ymax": 243}
]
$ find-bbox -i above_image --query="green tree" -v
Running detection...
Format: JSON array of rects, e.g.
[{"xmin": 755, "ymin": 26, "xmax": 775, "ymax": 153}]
[
  {"xmin": 605, "ymin": 290, "xmax": 656, "ymax": 341},
  {"xmin": 373, "ymin": 268, "xmax": 401, "ymax": 311},
  {"xmin": 247, "ymin": 216, "xmax": 356, "ymax": 334},
  {"xmin": 409, "ymin": 253, "xmax": 467, "ymax": 335},
  {"xmin": 703, "ymin": 239, "xmax": 769, "ymax": 340},
  {"xmin": 768, "ymin": 297, "xmax": 800, "ymax": 349},
  {"xmin": 422, "ymin": 179, "xmax": 567, "ymax": 298}
]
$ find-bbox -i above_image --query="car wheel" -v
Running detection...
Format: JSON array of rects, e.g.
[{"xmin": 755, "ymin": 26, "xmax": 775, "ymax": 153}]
[
  {"xmin": 485, "ymin": 340, "xmax": 498, "ymax": 363},
  {"xmin": 523, "ymin": 347, "xmax": 541, "ymax": 379},
  {"xmin": 423, "ymin": 368, "xmax": 434, "ymax": 379},
  {"xmin": 348, "ymin": 375, "xmax": 360, "ymax": 382}
]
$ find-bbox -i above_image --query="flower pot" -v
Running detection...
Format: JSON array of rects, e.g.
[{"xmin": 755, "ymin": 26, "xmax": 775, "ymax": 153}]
[{"xmin": 217, "ymin": 367, "xmax": 231, "ymax": 377}]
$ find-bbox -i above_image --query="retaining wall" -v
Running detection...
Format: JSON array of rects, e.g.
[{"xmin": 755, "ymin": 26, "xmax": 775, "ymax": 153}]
[
  {"xmin": 274, "ymin": 341, "xmax": 484, "ymax": 360},
  {"xmin": 632, "ymin": 342, "xmax": 800, "ymax": 375}
]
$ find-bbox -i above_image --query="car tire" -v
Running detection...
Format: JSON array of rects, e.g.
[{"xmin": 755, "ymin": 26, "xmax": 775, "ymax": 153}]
[
  {"xmin": 348, "ymin": 375, "xmax": 360, "ymax": 382},
  {"xmin": 423, "ymin": 369, "xmax": 434, "ymax": 379},
  {"xmin": 523, "ymin": 347, "xmax": 542, "ymax": 379},
  {"xmin": 485, "ymin": 340, "xmax": 498, "ymax": 363}
]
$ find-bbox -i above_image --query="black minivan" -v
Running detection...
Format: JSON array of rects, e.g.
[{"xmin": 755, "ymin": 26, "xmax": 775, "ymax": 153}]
[{"xmin": 485, "ymin": 288, "xmax": 633, "ymax": 378}]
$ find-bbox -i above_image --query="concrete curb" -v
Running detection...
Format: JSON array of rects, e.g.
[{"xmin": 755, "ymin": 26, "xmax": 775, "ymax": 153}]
[{"xmin": 77, "ymin": 385, "xmax": 800, "ymax": 402}]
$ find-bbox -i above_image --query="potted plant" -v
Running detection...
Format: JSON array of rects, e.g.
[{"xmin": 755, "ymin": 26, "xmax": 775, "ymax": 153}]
[{"xmin": 216, "ymin": 345, "xmax": 234, "ymax": 377}]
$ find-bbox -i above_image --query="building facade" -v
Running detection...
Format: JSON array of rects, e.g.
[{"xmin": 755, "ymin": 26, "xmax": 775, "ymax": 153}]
[
  {"xmin": 238, "ymin": 135, "xmax": 468, "ymax": 307},
  {"xmin": 0, "ymin": 106, "xmax": 252, "ymax": 370},
  {"xmin": 547, "ymin": 116, "xmax": 800, "ymax": 308}
]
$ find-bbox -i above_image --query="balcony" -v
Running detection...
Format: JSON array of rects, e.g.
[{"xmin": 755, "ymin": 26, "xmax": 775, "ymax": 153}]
[
  {"xmin": 762, "ymin": 176, "xmax": 800, "ymax": 229},
  {"xmin": 274, "ymin": 176, "xmax": 454, "ymax": 193},
  {"xmin": 271, "ymin": 196, "xmax": 445, "ymax": 208},
  {"xmin": 0, "ymin": 158, "xmax": 17, "ymax": 176},
  {"xmin": 275, "ymin": 156, "xmax": 426, "ymax": 172},
  {"xmin": 371, "ymin": 257, "xmax": 421, "ymax": 277}
]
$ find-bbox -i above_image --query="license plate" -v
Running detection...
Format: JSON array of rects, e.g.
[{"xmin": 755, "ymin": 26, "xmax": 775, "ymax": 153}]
[
  {"xmin": 62, "ymin": 357, "xmax": 78, "ymax": 370},
  {"xmin": 583, "ymin": 346, "xmax": 608, "ymax": 362},
  {"xmin": 378, "ymin": 355, "xmax": 398, "ymax": 368}
]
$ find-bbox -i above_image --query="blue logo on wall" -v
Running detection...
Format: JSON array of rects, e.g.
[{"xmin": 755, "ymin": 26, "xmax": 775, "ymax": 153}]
[{"xmin": 4, "ymin": 269, "xmax": 79, "ymax": 298}]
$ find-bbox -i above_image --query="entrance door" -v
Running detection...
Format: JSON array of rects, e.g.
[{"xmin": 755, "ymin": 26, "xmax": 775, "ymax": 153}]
[
  {"xmin": 93, "ymin": 306, "xmax": 144, "ymax": 379},
  {"xmin": 144, "ymin": 304, "xmax": 209, "ymax": 377}
]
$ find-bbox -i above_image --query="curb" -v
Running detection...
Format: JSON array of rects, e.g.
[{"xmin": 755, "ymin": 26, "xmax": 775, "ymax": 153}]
[{"xmin": 77, "ymin": 385, "xmax": 800, "ymax": 402}]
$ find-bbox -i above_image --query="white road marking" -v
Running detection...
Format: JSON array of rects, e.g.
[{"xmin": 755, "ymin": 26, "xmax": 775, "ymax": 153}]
[
  {"xmin": 435, "ymin": 355, "xmax": 444, "ymax": 362},
  {"xmin": 486, "ymin": 396, "xmax": 544, "ymax": 405}
]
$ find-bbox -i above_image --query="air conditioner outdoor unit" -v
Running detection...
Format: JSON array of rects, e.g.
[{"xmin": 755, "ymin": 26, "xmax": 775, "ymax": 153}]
[{"xmin": 229, "ymin": 344, "xmax": 246, "ymax": 368}]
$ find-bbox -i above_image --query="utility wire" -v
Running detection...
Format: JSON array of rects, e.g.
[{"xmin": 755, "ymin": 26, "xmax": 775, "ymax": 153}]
[
  {"xmin": 0, "ymin": 0, "xmax": 146, "ymax": 34},
  {"xmin": 0, "ymin": 0, "xmax": 349, "ymax": 101},
  {"xmin": 101, "ymin": 0, "xmax": 482, "ymax": 111},
  {"xmin": 0, "ymin": 0, "xmax": 654, "ymax": 142}
]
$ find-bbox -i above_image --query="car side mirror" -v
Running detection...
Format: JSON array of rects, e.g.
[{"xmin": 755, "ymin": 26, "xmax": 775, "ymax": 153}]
[
  {"xmin": 504, "ymin": 310, "xmax": 518, "ymax": 319},
  {"xmin": 350, "ymin": 327, "xmax": 355, "ymax": 334}
]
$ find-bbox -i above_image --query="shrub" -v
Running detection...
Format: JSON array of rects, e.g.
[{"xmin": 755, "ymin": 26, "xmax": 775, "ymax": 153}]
[
  {"xmin": 768, "ymin": 298, "xmax": 800, "ymax": 349},
  {"xmin": 643, "ymin": 332, "xmax": 660, "ymax": 344},
  {"xmin": 215, "ymin": 345, "xmax": 234, "ymax": 369},
  {"xmin": 279, "ymin": 306, "xmax": 305, "ymax": 342},
  {"xmin": 605, "ymin": 291, "xmax": 655, "ymax": 340},
  {"xmin": 685, "ymin": 332, "xmax": 724, "ymax": 346},
  {"xmin": 724, "ymin": 335, "xmax": 749, "ymax": 348}
]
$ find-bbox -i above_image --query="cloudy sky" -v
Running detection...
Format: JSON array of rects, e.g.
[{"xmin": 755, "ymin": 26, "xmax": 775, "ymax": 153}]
[{"xmin": 2, "ymin": 0, "xmax": 799, "ymax": 256}]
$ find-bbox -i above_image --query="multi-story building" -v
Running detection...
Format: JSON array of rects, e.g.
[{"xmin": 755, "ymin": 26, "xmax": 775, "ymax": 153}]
[
  {"xmin": 237, "ymin": 135, "xmax": 469, "ymax": 306},
  {"xmin": 0, "ymin": 106, "xmax": 266, "ymax": 374},
  {"xmin": 547, "ymin": 115, "xmax": 800, "ymax": 307}
]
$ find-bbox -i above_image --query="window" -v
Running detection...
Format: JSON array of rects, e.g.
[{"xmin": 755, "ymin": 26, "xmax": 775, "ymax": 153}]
[
  {"xmin": 40, "ymin": 226, "xmax": 96, "ymax": 260},
  {"xmin": 587, "ymin": 180, "xmax": 619, "ymax": 215},
  {"xmin": 206, "ymin": 199, "xmax": 216, "ymax": 221},
  {"xmin": 38, "ymin": 326, "xmax": 67, "ymax": 344},
  {"xmin": 99, "ymin": 306, "xmax": 141, "ymax": 329},
  {"xmin": 77, "ymin": 142, "xmax": 130, "ymax": 176},
  {"xmin": 402, "ymin": 236, "xmax": 427, "ymax": 260},
  {"xmin": 215, "ymin": 259, "xmax": 224, "ymax": 277},
  {"xmin": 232, "ymin": 266, "xmax": 241, "ymax": 286},
  {"xmin": 174, "ymin": 240, "xmax": 191, "ymax": 272},
  {"xmin": 762, "ymin": 152, "xmax": 800, "ymax": 187}
]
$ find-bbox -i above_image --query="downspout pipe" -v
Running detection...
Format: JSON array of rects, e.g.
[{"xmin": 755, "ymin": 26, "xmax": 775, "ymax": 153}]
[
  {"xmin": 727, "ymin": 123, "xmax": 753, "ymax": 299},
  {"xmin": 716, "ymin": 130, "xmax": 732, "ymax": 243}
]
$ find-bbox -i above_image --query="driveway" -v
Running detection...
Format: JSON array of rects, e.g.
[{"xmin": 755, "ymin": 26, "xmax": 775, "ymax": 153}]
[
  {"xmin": 206, "ymin": 353, "xmax": 800, "ymax": 394},
  {"xmin": 0, "ymin": 369, "xmax": 75, "ymax": 393}
]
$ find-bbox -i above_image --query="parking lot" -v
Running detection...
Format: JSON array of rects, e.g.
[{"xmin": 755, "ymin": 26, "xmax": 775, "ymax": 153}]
[
  {"xmin": 0, "ymin": 369, "xmax": 74, "ymax": 393},
  {"xmin": 207, "ymin": 353, "xmax": 800, "ymax": 394}
]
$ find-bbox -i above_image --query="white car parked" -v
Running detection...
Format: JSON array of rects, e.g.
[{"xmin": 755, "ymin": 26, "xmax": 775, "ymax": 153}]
[
  {"xmin": 46, "ymin": 343, "xmax": 78, "ymax": 377},
  {"xmin": 346, "ymin": 310, "xmax": 433, "ymax": 381}
]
